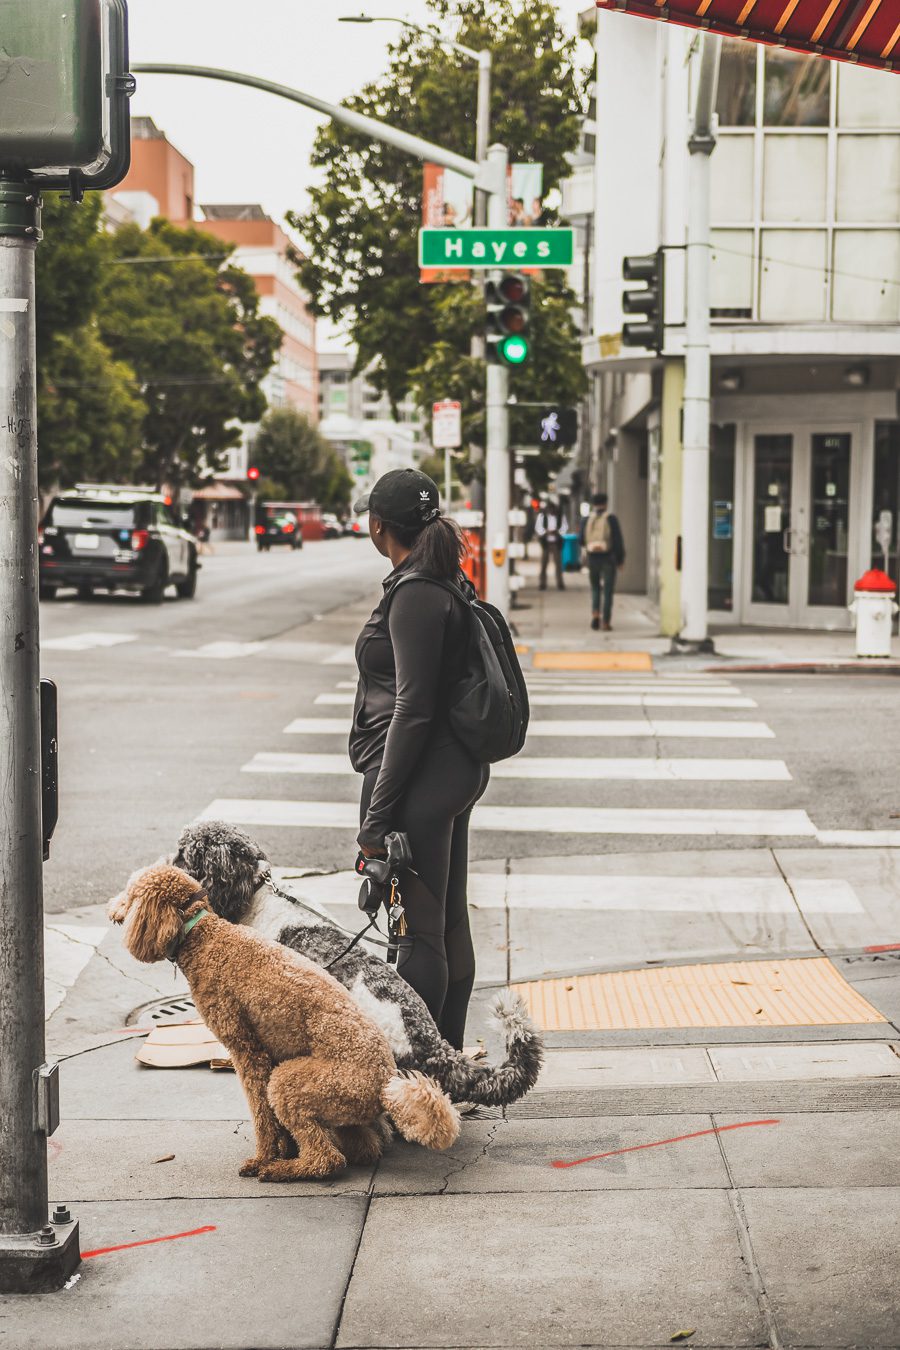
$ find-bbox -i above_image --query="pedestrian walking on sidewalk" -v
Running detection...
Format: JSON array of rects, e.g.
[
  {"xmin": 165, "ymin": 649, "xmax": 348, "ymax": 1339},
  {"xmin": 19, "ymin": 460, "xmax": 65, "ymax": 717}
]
[
  {"xmin": 583, "ymin": 492, "xmax": 625, "ymax": 631},
  {"xmin": 350, "ymin": 469, "xmax": 490, "ymax": 1050},
  {"xmin": 534, "ymin": 496, "xmax": 568, "ymax": 591}
]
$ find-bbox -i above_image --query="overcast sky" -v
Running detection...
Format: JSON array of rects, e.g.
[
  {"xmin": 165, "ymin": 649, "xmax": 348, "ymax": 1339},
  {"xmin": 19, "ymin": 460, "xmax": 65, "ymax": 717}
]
[
  {"xmin": 129, "ymin": 0, "xmax": 487, "ymax": 225},
  {"xmin": 127, "ymin": 1, "xmax": 582, "ymax": 350}
]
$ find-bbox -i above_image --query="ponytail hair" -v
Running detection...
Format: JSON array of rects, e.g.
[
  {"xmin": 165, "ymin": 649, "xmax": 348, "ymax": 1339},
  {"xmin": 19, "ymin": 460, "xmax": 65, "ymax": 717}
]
[{"xmin": 387, "ymin": 513, "xmax": 467, "ymax": 580}]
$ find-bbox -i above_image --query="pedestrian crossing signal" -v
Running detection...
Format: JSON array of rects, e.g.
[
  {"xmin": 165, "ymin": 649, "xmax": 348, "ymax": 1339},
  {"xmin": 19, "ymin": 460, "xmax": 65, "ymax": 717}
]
[{"xmin": 485, "ymin": 272, "xmax": 531, "ymax": 366}]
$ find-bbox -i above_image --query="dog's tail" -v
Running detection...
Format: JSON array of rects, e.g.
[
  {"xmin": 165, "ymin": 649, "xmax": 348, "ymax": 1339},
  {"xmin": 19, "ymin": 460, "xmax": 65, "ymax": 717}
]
[
  {"xmin": 426, "ymin": 991, "xmax": 544, "ymax": 1108},
  {"xmin": 380, "ymin": 1072, "xmax": 460, "ymax": 1151}
]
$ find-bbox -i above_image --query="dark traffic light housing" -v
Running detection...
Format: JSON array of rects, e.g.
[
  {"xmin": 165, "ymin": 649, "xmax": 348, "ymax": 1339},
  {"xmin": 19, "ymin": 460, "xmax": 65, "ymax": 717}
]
[
  {"xmin": 485, "ymin": 272, "xmax": 531, "ymax": 366},
  {"xmin": 621, "ymin": 249, "xmax": 664, "ymax": 353}
]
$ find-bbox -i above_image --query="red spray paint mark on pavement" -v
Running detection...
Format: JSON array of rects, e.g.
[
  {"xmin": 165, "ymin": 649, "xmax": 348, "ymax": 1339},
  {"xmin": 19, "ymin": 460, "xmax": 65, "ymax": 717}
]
[
  {"xmin": 864, "ymin": 943, "xmax": 900, "ymax": 953},
  {"xmin": 47, "ymin": 1138, "xmax": 63, "ymax": 1160},
  {"xmin": 82, "ymin": 1225, "xmax": 216, "ymax": 1258},
  {"xmin": 551, "ymin": 1119, "xmax": 780, "ymax": 1170}
]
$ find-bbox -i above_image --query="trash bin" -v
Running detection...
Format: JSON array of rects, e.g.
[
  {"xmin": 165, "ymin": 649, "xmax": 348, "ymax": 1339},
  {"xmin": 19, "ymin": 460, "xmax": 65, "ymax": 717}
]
[
  {"xmin": 849, "ymin": 568, "xmax": 898, "ymax": 658},
  {"xmin": 561, "ymin": 532, "xmax": 581, "ymax": 572}
]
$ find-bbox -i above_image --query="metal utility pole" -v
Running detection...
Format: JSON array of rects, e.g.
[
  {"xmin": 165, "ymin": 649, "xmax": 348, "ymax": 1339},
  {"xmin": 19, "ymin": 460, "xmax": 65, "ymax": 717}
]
[
  {"xmin": 473, "ymin": 49, "xmax": 493, "ymax": 227},
  {"xmin": 679, "ymin": 34, "xmax": 722, "ymax": 649},
  {"xmin": 0, "ymin": 178, "xmax": 79, "ymax": 1293},
  {"xmin": 134, "ymin": 63, "xmax": 513, "ymax": 610},
  {"xmin": 484, "ymin": 143, "xmax": 510, "ymax": 614}
]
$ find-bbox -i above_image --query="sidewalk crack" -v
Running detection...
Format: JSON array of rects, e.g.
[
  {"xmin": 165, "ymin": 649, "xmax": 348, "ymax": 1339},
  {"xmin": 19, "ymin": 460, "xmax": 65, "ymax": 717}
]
[
  {"xmin": 771, "ymin": 848, "xmax": 826, "ymax": 956},
  {"xmin": 714, "ymin": 1114, "xmax": 784, "ymax": 1350},
  {"xmin": 438, "ymin": 1118, "xmax": 502, "ymax": 1195}
]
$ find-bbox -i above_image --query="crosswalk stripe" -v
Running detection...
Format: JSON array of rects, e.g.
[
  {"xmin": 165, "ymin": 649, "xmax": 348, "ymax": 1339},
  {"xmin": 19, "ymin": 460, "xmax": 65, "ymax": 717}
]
[
  {"xmin": 243, "ymin": 751, "xmax": 791, "ymax": 782},
  {"xmin": 314, "ymin": 690, "xmax": 757, "ymax": 709},
  {"xmin": 333, "ymin": 680, "xmax": 742, "ymax": 694},
  {"xmin": 322, "ymin": 645, "xmax": 357, "ymax": 665},
  {"xmin": 175, "ymin": 640, "xmax": 268, "ymax": 659},
  {"xmin": 42, "ymin": 632, "xmax": 136, "ymax": 652},
  {"xmin": 283, "ymin": 716, "xmax": 775, "ymax": 740},
  {"xmin": 283, "ymin": 869, "xmax": 862, "ymax": 915},
  {"xmin": 200, "ymin": 798, "xmax": 817, "ymax": 837}
]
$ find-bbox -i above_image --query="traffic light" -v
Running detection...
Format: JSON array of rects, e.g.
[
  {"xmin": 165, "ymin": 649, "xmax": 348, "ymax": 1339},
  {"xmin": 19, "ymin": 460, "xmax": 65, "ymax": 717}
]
[
  {"xmin": 621, "ymin": 249, "xmax": 665, "ymax": 353},
  {"xmin": 539, "ymin": 407, "xmax": 578, "ymax": 447},
  {"xmin": 247, "ymin": 466, "xmax": 260, "ymax": 482},
  {"xmin": 485, "ymin": 272, "xmax": 531, "ymax": 366}
]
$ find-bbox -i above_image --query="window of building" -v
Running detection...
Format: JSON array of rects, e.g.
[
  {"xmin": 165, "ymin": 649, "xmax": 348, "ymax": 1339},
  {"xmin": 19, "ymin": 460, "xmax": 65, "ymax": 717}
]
[
  {"xmin": 759, "ymin": 230, "xmax": 827, "ymax": 321},
  {"xmin": 872, "ymin": 422, "xmax": 900, "ymax": 574},
  {"xmin": 763, "ymin": 134, "xmax": 827, "ymax": 222},
  {"xmin": 711, "ymin": 137, "xmax": 755, "ymax": 222},
  {"xmin": 836, "ymin": 135, "xmax": 900, "ymax": 223},
  {"xmin": 839, "ymin": 65, "xmax": 900, "ymax": 129},
  {"xmin": 708, "ymin": 424, "xmax": 736, "ymax": 611},
  {"xmin": 763, "ymin": 50, "xmax": 830, "ymax": 127},
  {"xmin": 710, "ymin": 230, "xmax": 754, "ymax": 318},
  {"xmin": 716, "ymin": 40, "xmax": 756, "ymax": 127},
  {"xmin": 832, "ymin": 231, "xmax": 900, "ymax": 322}
]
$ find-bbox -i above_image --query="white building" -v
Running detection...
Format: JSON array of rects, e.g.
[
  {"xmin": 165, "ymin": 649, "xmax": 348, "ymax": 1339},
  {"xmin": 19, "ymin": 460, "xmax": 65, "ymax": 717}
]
[
  {"xmin": 318, "ymin": 350, "xmax": 425, "ymax": 495},
  {"xmin": 583, "ymin": 11, "xmax": 900, "ymax": 632}
]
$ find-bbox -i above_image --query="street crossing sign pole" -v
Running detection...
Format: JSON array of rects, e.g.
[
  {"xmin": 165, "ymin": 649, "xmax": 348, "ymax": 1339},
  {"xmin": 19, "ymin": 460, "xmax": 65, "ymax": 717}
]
[{"xmin": 0, "ymin": 0, "xmax": 132, "ymax": 1294}]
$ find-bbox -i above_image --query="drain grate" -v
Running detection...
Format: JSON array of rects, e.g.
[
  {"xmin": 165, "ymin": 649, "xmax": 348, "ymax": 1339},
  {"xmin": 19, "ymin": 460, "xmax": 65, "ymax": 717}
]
[{"xmin": 125, "ymin": 995, "xmax": 198, "ymax": 1027}]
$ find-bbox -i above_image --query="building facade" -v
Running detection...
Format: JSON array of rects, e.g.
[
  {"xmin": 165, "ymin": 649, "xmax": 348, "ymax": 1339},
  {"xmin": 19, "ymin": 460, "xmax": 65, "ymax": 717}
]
[
  {"xmin": 583, "ymin": 13, "xmax": 900, "ymax": 632},
  {"xmin": 318, "ymin": 350, "xmax": 425, "ymax": 495}
]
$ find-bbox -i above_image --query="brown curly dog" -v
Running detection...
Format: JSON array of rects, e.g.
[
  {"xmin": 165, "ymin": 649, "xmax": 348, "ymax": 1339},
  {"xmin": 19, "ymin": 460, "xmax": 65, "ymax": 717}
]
[{"xmin": 110, "ymin": 864, "xmax": 459, "ymax": 1180}]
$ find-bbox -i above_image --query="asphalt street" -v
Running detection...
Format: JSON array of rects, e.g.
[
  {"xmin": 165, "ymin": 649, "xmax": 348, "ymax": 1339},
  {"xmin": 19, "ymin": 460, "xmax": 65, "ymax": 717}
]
[{"xmin": 40, "ymin": 536, "xmax": 900, "ymax": 914}]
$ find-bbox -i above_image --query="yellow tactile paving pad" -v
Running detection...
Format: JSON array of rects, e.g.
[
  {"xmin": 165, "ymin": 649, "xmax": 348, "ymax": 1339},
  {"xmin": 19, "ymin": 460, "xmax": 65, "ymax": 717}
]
[
  {"xmin": 532, "ymin": 651, "xmax": 653, "ymax": 672},
  {"xmin": 512, "ymin": 958, "xmax": 886, "ymax": 1030}
]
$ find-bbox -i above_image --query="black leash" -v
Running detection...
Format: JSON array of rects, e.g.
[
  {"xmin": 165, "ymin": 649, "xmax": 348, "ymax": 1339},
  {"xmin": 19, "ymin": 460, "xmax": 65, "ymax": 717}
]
[{"xmin": 324, "ymin": 912, "xmax": 384, "ymax": 970}]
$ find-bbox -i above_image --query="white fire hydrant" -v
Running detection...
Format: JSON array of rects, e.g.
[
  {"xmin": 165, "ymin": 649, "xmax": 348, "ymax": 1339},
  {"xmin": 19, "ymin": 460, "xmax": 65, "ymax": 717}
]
[{"xmin": 849, "ymin": 569, "xmax": 898, "ymax": 658}]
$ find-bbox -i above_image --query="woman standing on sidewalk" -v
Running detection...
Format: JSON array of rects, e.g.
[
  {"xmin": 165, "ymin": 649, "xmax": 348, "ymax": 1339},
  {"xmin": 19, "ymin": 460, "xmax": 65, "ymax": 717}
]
[{"xmin": 349, "ymin": 469, "xmax": 490, "ymax": 1050}]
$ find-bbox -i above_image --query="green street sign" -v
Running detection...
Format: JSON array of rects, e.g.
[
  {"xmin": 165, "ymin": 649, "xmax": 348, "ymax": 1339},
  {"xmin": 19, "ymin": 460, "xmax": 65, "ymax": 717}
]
[{"xmin": 419, "ymin": 228, "xmax": 574, "ymax": 270}]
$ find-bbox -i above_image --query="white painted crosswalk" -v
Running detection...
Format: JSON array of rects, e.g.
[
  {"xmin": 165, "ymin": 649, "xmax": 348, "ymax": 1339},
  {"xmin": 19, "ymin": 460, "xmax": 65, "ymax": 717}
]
[
  {"xmin": 243, "ymin": 750, "xmax": 791, "ymax": 782},
  {"xmin": 201, "ymin": 797, "xmax": 817, "ymax": 837},
  {"xmin": 314, "ymin": 690, "xmax": 758, "ymax": 709},
  {"xmin": 285, "ymin": 715, "xmax": 776, "ymax": 739}
]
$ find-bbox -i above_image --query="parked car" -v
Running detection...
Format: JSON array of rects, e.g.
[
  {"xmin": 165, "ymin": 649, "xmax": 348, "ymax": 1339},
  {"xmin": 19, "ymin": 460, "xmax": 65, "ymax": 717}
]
[
  {"xmin": 39, "ymin": 485, "xmax": 200, "ymax": 604},
  {"xmin": 255, "ymin": 507, "xmax": 303, "ymax": 551},
  {"xmin": 344, "ymin": 514, "xmax": 368, "ymax": 538},
  {"xmin": 322, "ymin": 513, "xmax": 341, "ymax": 540}
]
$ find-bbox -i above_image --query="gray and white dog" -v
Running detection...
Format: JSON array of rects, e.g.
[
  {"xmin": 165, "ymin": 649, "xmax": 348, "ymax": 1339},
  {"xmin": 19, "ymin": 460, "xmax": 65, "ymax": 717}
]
[{"xmin": 170, "ymin": 820, "xmax": 543, "ymax": 1108}]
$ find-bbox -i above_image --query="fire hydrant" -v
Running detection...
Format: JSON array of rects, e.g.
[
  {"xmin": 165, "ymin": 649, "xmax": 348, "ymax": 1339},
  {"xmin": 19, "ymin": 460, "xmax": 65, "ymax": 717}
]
[{"xmin": 849, "ymin": 568, "xmax": 898, "ymax": 658}]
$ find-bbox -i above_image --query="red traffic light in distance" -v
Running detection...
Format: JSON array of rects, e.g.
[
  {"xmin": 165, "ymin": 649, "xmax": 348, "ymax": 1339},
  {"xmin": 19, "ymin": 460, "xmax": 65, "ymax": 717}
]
[{"xmin": 247, "ymin": 466, "xmax": 260, "ymax": 481}]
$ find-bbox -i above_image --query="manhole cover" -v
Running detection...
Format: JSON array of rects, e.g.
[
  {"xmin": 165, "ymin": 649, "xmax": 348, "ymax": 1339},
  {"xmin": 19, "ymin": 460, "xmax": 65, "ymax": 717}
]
[{"xmin": 125, "ymin": 994, "xmax": 198, "ymax": 1027}]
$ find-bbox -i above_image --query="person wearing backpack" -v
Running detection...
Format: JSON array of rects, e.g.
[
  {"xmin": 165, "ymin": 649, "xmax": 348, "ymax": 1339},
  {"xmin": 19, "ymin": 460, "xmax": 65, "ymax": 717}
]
[
  {"xmin": 349, "ymin": 469, "xmax": 528, "ymax": 1050},
  {"xmin": 582, "ymin": 491, "xmax": 626, "ymax": 631}
]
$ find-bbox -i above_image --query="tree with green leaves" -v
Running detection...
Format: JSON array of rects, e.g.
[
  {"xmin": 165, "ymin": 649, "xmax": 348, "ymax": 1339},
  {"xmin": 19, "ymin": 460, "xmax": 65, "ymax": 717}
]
[
  {"xmin": 35, "ymin": 194, "xmax": 146, "ymax": 488},
  {"xmin": 97, "ymin": 219, "xmax": 281, "ymax": 489},
  {"xmin": 291, "ymin": 0, "xmax": 587, "ymax": 480},
  {"xmin": 253, "ymin": 407, "xmax": 354, "ymax": 511}
]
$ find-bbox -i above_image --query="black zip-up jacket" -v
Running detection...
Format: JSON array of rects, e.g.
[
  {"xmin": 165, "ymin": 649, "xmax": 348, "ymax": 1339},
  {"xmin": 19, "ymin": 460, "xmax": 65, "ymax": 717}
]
[{"xmin": 350, "ymin": 561, "xmax": 472, "ymax": 850}]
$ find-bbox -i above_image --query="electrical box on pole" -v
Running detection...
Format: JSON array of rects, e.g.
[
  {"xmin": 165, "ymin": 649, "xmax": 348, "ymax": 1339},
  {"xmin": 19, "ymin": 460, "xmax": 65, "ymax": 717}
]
[{"xmin": 621, "ymin": 249, "xmax": 665, "ymax": 354}]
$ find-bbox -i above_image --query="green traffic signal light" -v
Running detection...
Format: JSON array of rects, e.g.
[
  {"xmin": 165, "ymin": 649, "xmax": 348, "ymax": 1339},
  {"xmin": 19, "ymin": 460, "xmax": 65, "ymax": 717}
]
[{"xmin": 500, "ymin": 334, "xmax": 529, "ymax": 365}]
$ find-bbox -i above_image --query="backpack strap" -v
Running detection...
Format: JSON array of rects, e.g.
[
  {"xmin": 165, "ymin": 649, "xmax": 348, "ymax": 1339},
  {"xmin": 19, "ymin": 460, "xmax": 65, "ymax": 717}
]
[{"xmin": 383, "ymin": 571, "xmax": 474, "ymax": 616}]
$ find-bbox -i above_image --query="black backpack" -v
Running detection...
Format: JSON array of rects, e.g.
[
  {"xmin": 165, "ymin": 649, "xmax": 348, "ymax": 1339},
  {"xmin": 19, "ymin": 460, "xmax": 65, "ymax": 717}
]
[{"xmin": 387, "ymin": 573, "xmax": 529, "ymax": 764}]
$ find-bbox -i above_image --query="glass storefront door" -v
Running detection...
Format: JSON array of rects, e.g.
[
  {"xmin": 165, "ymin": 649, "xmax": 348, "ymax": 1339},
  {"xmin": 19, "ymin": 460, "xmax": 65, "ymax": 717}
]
[{"xmin": 745, "ymin": 426, "xmax": 857, "ymax": 626}]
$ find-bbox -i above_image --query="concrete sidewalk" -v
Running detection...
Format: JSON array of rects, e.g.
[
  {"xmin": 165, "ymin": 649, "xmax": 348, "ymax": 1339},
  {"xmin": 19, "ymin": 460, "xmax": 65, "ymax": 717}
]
[
  {"xmin": 511, "ymin": 555, "xmax": 900, "ymax": 672},
  {"xmin": 2, "ymin": 843, "xmax": 896, "ymax": 1349}
]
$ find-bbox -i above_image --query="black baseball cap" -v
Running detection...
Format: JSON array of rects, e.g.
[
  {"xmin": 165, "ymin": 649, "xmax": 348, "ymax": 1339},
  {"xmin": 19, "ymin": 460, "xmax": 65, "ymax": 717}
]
[{"xmin": 354, "ymin": 468, "xmax": 441, "ymax": 530}]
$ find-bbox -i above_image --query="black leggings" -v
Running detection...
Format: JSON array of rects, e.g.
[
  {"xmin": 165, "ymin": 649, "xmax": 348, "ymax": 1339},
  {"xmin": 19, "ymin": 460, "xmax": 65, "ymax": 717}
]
[{"xmin": 361, "ymin": 737, "xmax": 489, "ymax": 1050}]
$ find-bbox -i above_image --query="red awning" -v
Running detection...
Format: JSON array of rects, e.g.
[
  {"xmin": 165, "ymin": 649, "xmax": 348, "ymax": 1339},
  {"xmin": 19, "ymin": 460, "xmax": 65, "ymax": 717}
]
[{"xmin": 595, "ymin": 1, "xmax": 900, "ymax": 73}]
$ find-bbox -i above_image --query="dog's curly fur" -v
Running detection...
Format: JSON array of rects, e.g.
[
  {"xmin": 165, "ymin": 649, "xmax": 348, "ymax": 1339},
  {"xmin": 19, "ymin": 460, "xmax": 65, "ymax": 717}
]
[
  {"xmin": 110, "ymin": 865, "xmax": 459, "ymax": 1180},
  {"xmin": 170, "ymin": 820, "xmax": 543, "ymax": 1108}
]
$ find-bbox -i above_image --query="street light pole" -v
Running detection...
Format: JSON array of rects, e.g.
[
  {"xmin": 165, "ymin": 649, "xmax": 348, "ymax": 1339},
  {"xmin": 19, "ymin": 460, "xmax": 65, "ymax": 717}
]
[{"xmin": 484, "ymin": 143, "xmax": 510, "ymax": 615}]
